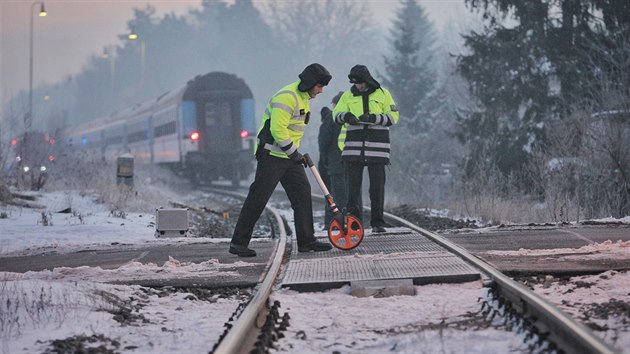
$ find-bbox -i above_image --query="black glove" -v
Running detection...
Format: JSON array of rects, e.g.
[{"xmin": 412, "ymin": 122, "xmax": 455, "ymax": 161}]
[
  {"xmin": 288, "ymin": 151, "xmax": 307, "ymax": 167},
  {"xmin": 360, "ymin": 113, "xmax": 377, "ymax": 124},
  {"xmin": 344, "ymin": 112, "xmax": 360, "ymax": 125}
]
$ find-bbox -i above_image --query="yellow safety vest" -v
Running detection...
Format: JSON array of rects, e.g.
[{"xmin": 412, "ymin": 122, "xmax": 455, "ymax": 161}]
[{"xmin": 256, "ymin": 81, "xmax": 311, "ymax": 159}]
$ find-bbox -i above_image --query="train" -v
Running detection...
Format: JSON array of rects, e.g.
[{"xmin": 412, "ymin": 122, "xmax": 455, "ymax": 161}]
[{"xmin": 61, "ymin": 72, "xmax": 257, "ymax": 186}]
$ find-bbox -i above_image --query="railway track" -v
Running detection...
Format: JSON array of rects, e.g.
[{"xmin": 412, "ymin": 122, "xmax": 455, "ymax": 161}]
[{"xmin": 201, "ymin": 186, "xmax": 617, "ymax": 354}]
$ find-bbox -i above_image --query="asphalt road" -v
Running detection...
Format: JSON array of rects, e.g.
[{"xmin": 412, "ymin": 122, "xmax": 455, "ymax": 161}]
[
  {"xmin": 441, "ymin": 224, "xmax": 630, "ymax": 275},
  {"xmin": 0, "ymin": 239, "xmax": 276, "ymax": 288}
]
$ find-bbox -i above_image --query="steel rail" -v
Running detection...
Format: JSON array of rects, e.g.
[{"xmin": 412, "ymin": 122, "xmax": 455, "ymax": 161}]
[
  {"xmin": 381, "ymin": 211, "xmax": 617, "ymax": 354},
  {"xmin": 209, "ymin": 186, "xmax": 616, "ymax": 353},
  {"xmin": 206, "ymin": 187, "xmax": 288, "ymax": 354},
  {"xmin": 310, "ymin": 192, "xmax": 616, "ymax": 353}
]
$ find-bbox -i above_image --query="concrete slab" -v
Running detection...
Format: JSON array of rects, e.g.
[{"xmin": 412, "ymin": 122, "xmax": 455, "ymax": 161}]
[{"xmin": 351, "ymin": 278, "xmax": 415, "ymax": 298}]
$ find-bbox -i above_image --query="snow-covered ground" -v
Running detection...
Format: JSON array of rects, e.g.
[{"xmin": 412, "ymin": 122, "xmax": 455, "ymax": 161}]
[
  {"xmin": 1, "ymin": 190, "xmax": 629, "ymax": 353},
  {"xmin": 530, "ymin": 270, "xmax": 630, "ymax": 351}
]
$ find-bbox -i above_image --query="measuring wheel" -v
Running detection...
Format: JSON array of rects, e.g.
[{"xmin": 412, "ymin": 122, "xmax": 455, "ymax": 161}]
[{"xmin": 327, "ymin": 214, "xmax": 364, "ymax": 250}]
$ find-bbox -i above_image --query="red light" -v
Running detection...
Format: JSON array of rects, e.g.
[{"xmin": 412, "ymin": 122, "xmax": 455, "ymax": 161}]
[
  {"xmin": 48, "ymin": 155, "xmax": 55, "ymax": 161},
  {"xmin": 240, "ymin": 130, "xmax": 249, "ymax": 138},
  {"xmin": 49, "ymin": 138, "xmax": 55, "ymax": 145},
  {"xmin": 190, "ymin": 131, "xmax": 200, "ymax": 141},
  {"xmin": 11, "ymin": 139, "xmax": 18, "ymax": 146}
]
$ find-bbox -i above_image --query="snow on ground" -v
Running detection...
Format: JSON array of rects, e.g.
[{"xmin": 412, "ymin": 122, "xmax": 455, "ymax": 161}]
[
  {"xmin": 482, "ymin": 239, "xmax": 630, "ymax": 261},
  {"xmin": 1, "ymin": 190, "xmax": 250, "ymax": 353},
  {"xmin": 530, "ymin": 270, "xmax": 630, "ymax": 352},
  {"xmin": 1, "ymin": 190, "xmax": 629, "ymax": 353},
  {"xmin": 270, "ymin": 281, "xmax": 529, "ymax": 354},
  {"xmin": 0, "ymin": 190, "xmax": 224, "ymax": 257},
  {"xmin": 1, "ymin": 278, "xmax": 243, "ymax": 354}
]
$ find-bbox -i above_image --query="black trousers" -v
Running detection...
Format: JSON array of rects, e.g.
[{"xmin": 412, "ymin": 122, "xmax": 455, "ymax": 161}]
[
  {"xmin": 324, "ymin": 172, "xmax": 363, "ymax": 226},
  {"xmin": 345, "ymin": 161, "xmax": 386, "ymax": 228},
  {"xmin": 231, "ymin": 154, "xmax": 316, "ymax": 248}
]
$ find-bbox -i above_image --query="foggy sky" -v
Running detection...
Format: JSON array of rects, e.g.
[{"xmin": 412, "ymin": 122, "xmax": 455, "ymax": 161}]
[{"xmin": 0, "ymin": 0, "xmax": 468, "ymax": 105}]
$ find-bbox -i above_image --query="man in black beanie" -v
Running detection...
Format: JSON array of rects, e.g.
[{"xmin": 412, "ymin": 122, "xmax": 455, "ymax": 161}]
[
  {"xmin": 229, "ymin": 63, "xmax": 333, "ymax": 257},
  {"xmin": 333, "ymin": 65, "xmax": 399, "ymax": 233}
]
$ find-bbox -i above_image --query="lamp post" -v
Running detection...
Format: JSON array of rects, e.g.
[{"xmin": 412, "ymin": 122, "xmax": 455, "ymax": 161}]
[
  {"xmin": 27, "ymin": 1, "xmax": 47, "ymax": 132},
  {"xmin": 127, "ymin": 29, "xmax": 145, "ymax": 92},
  {"xmin": 102, "ymin": 46, "xmax": 117, "ymax": 94}
]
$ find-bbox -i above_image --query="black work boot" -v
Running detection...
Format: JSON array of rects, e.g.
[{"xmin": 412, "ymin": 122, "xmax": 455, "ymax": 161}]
[
  {"xmin": 372, "ymin": 225, "xmax": 386, "ymax": 233},
  {"xmin": 229, "ymin": 243, "xmax": 256, "ymax": 257},
  {"xmin": 298, "ymin": 240, "xmax": 332, "ymax": 252}
]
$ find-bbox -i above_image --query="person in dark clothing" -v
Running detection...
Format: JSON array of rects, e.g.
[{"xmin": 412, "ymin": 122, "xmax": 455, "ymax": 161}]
[
  {"xmin": 229, "ymin": 63, "xmax": 334, "ymax": 257},
  {"xmin": 332, "ymin": 65, "xmax": 399, "ymax": 233},
  {"xmin": 317, "ymin": 106, "xmax": 333, "ymax": 226},
  {"xmin": 318, "ymin": 91, "xmax": 362, "ymax": 228}
]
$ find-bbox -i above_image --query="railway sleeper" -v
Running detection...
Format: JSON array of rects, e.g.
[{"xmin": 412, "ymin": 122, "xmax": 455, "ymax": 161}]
[{"xmin": 482, "ymin": 282, "xmax": 559, "ymax": 353}]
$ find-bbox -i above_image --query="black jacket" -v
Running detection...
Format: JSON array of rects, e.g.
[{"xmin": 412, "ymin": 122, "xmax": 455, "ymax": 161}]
[{"xmin": 318, "ymin": 107, "xmax": 344, "ymax": 175}]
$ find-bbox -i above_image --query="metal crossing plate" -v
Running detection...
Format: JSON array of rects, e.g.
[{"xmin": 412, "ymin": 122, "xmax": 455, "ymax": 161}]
[{"xmin": 282, "ymin": 228, "xmax": 480, "ymax": 291}]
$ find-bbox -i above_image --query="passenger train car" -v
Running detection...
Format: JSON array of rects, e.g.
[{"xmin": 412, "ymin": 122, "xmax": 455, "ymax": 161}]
[{"xmin": 62, "ymin": 72, "xmax": 256, "ymax": 185}]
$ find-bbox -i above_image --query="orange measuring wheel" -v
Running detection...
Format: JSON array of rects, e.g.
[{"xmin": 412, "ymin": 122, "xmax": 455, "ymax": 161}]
[{"xmin": 328, "ymin": 214, "xmax": 364, "ymax": 250}]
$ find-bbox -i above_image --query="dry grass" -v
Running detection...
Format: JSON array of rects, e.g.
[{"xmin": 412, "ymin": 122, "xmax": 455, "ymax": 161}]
[{"xmin": 43, "ymin": 153, "xmax": 192, "ymax": 214}]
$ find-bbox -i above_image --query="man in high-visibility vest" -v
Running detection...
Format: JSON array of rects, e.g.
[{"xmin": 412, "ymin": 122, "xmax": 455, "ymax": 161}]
[
  {"xmin": 229, "ymin": 63, "xmax": 333, "ymax": 257},
  {"xmin": 333, "ymin": 65, "xmax": 399, "ymax": 233}
]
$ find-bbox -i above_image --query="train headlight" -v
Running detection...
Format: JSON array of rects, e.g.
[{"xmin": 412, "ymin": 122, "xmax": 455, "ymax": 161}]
[
  {"xmin": 240, "ymin": 130, "xmax": 249, "ymax": 139},
  {"xmin": 190, "ymin": 131, "xmax": 200, "ymax": 141}
]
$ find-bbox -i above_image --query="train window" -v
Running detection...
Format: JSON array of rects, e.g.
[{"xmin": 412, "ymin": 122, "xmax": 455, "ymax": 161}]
[
  {"xmin": 128, "ymin": 131, "xmax": 148, "ymax": 143},
  {"xmin": 105, "ymin": 136, "xmax": 123, "ymax": 146},
  {"xmin": 204, "ymin": 101, "xmax": 232, "ymax": 127},
  {"xmin": 153, "ymin": 107, "xmax": 176, "ymax": 128},
  {"xmin": 154, "ymin": 121, "xmax": 176, "ymax": 137},
  {"xmin": 103, "ymin": 126, "xmax": 125, "ymax": 146},
  {"xmin": 128, "ymin": 121, "xmax": 149, "ymax": 143}
]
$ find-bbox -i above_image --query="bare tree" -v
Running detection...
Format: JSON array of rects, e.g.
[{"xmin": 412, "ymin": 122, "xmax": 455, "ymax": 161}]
[{"xmin": 262, "ymin": 0, "xmax": 377, "ymax": 68}]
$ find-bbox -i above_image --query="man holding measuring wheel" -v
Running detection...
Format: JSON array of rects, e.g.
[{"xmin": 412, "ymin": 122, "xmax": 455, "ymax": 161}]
[{"xmin": 228, "ymin": 63, "xmax": 334, "ymax": 257}]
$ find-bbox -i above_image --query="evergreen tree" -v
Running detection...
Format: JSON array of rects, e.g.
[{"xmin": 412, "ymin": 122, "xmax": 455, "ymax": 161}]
[
  {"xmin": 456, "ymin": 0, "xmax": 630, "ymax": 187},
  {"xmin": 456, "ymin": 0, "xmax": 630, "ymax": 217},
  {"xmin": 381, "ymin": 0, "xmax": 437, "ymax": 134},
  {"xmin": 381, "ymin": 0, "xmax": 455, "ymax": 205},
  {"xmin": 194, "ymin": 0, "xmax": 279, "ymax": 115}
]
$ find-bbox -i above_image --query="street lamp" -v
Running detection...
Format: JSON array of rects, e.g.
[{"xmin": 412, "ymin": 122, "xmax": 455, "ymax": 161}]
[
  {"xmin": 27, "ymin": 1, "xmax": 47, "ymax": 132},
  {"xmin": 102, "ymin": 46, "xmax": 117, "ymax": 93},
  {"xmin": 127, "ymin": 29, "xmax": 145, "ymax": 92}
]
